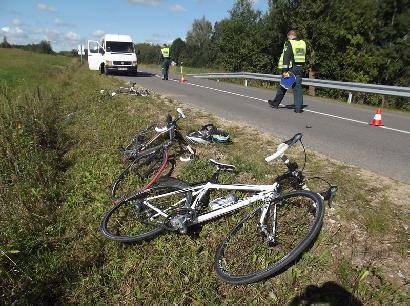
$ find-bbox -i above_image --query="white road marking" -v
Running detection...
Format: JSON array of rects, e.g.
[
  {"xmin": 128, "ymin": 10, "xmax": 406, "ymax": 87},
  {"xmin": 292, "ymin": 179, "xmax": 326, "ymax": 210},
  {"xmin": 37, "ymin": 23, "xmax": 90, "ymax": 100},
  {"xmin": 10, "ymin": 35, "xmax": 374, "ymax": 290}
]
[{"xmin": 151, "ymin": 73, "xmax": 410, "ymax": 135}]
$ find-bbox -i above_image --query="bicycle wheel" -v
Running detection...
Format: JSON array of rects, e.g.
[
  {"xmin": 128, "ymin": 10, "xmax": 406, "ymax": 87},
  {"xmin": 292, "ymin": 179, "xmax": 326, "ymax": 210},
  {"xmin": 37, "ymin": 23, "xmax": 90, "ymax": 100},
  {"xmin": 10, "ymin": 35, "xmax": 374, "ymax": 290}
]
[
  {"xmin": 214, "ymin": 190, "xmax": 324, "ymax": 284},
  {"xmin": 111, "ymin": 146, "xmax": 168, "ymax": 201},
  {"xmin": 102, "ymin": 177, "xmax": 192, "ymax": 243}
]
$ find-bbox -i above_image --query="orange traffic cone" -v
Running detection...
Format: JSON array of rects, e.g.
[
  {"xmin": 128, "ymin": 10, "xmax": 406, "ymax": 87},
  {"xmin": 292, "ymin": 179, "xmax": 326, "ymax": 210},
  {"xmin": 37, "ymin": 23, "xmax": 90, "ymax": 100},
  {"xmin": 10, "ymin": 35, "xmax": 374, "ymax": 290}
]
[
  {"xmin": 370, "ymin": 108, "xmax": 383, "ymax": 126},
  {"xmin": 179, "ymin": 74, "xmax": 187, "ymax": 83}
]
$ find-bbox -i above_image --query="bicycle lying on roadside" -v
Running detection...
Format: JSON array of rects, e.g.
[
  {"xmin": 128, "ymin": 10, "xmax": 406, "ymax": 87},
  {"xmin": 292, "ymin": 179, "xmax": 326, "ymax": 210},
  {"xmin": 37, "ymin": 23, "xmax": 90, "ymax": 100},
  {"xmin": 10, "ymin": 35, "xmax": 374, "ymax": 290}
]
[
  {"xmin": 100, "ymin": 83, "xmax": 152, "ymax": 97},
  {"xmin": 111, "ymin": 108, "xmax": 195, "ymax": 202},
  {"xmin": 102, "ymin": 133, "xmax": 338, "ymax": 284}
]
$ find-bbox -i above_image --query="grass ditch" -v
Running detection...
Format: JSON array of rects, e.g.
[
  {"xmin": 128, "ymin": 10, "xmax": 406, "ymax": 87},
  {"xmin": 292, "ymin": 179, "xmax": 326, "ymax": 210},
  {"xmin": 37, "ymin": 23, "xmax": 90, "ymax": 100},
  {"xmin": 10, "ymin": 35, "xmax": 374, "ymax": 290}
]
[{"xmin": 1, "ymin": 49, "xmax": 409, "ymax": 304}]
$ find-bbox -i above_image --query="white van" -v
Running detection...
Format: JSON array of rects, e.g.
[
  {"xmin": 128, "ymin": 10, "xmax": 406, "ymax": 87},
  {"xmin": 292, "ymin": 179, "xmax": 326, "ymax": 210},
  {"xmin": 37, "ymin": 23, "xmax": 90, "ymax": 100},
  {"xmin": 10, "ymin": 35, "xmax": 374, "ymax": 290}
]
[{"xmin": 87, "ymin": 34, "xmax": 139, "ymax": 76}]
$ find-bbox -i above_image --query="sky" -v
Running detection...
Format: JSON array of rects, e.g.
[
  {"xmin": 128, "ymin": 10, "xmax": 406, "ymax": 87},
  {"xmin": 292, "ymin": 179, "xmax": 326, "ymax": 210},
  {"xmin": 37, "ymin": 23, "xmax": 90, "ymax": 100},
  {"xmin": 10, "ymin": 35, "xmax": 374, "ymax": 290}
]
[{"xmin": 0, "ymin": 0, "xmax": 268, "ymax": 51}]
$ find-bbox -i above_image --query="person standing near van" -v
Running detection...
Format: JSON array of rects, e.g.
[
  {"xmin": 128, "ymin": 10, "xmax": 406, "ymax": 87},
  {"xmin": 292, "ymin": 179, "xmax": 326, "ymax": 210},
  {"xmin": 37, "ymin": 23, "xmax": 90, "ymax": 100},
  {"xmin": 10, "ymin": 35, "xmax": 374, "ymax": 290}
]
[
  {"xmin": 268, "ymin": 30, "xmax": 306, "ymax": 113},
  {"xmin": 160, "ymin": 44, "xmax": 170, "ymax": 80}
]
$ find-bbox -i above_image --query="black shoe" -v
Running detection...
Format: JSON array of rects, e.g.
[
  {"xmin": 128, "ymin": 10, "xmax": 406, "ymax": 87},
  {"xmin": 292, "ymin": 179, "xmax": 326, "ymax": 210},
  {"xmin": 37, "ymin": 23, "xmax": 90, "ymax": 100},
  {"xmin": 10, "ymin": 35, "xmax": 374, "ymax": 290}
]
[
  {"xmin": 294, "ymin": 109, "xmax": 303, "ymax": 113},
  {"xmin": 268, "ymin": 99, "xmax": 279, "ymax": 109}
]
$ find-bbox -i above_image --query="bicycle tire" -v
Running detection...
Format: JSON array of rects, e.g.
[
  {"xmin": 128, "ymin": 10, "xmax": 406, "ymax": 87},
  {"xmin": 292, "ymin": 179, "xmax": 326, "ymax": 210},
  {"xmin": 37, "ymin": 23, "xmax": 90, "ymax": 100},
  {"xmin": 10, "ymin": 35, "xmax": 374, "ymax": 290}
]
[
  {"xmin": 111, "ymin": 145, "xmax": 168, "ymax": 202},
  {"xmin": 102, "ymin": 177, "xmax": 192, "ymax": 243},
  {"xmin": 214, "ymin": 190, "xmax": 324, "ymax": 284}
]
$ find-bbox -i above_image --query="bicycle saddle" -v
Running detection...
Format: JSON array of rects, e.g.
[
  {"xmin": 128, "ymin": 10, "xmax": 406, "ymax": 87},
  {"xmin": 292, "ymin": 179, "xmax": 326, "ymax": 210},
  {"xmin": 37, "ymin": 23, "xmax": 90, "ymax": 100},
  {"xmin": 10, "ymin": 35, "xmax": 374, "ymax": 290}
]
[{"xmin": 209, "ymin": 159, "xmax": 236, "ymax": 171}]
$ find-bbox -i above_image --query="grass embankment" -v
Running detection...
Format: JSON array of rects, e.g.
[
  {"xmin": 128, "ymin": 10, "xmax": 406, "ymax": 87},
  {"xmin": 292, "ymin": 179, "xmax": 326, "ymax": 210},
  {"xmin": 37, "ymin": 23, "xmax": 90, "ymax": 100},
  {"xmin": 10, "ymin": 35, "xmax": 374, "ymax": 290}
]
[{"xmin": 1, "ymin": 49, "xmax": 409, "ymax": 304}]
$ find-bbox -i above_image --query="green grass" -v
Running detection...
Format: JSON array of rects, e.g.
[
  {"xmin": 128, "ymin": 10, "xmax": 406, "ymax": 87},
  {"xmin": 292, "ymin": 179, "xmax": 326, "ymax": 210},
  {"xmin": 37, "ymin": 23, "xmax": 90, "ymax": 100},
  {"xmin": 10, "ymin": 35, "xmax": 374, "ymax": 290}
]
[
  {"xmin": 1, "ymin": 49, "xmax": 409, "ymax": 304},
  {"xmin": 0, "ymin": 48, "xmax": 72, "ymax": 90}
]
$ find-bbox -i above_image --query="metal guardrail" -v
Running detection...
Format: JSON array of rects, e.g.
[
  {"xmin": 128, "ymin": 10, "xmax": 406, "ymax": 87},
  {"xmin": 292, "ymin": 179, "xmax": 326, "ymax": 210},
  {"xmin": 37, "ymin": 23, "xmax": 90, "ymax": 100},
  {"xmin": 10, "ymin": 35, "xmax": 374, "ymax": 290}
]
[{"xmin": 187, "ymin": 72, "xmax": 410, "ymax": 98}]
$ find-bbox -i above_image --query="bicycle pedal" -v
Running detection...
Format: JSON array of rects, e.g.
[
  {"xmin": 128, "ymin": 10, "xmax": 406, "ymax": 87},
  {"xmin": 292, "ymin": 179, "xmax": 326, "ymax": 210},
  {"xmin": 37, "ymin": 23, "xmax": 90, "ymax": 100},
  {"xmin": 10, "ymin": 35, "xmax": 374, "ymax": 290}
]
[{"xmin": 268, "ymin": 240, "xmax": 279, "ymax": 247}]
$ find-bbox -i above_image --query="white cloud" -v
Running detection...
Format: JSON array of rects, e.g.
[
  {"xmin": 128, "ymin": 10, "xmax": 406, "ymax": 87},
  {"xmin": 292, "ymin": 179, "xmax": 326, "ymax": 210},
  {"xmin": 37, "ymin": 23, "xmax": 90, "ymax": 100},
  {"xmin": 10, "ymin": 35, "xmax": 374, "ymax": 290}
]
[
  {"xmin": 144, "ymin": 33, "xmax": 173, "ymax": 44},
  {"xmin": 92, "ymin": 29, "xmax": 105, "ymax": 38},
  {"xmin": 53, "ymin": 18, "xmax": 72, "ymax": 26},
  {"xmin": 0, "ymin": 26, "xmax": 28, "ymax": 40},
  {"xmin": 65, "ymin": 31, "xmax": 80, "ymax": 42},
  {"xmin": 37, "ymin": 3, "xmax": 57, "ymax": 12},
  {"xmin": 30, "ymin": 27, "xmax": 61, "ymax": 42},
  {"xmin": 0, "ymin": 24, "xmax": 79, "ymax": 51},
  {"xmin": 127, "ymin": 0, "xmax": 162, "ymax": 6},
  {"xmin": 12, "ymin": 18, "xmax": 22, "ymax": 26},
  {"xmin": 15, "ymin": 27, "xmax": 24, "ymax": 35},
  {"xmin": 170, "ymin": 4, "xmax": 187, "ymax": 12}
]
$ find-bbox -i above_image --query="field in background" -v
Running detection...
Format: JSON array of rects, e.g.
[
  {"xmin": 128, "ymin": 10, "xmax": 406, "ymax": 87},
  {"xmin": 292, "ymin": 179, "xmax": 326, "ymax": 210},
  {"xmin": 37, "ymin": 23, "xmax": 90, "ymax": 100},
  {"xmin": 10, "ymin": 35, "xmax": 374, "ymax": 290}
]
[{"xmin": 1, "ymin": 49, "xmax": 409, "ymax": 304}]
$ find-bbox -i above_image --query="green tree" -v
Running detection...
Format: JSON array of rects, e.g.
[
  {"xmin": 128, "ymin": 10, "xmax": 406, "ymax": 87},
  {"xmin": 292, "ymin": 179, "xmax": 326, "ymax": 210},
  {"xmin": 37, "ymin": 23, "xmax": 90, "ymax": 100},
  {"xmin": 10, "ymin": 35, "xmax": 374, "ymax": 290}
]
[
  {"xmin": 213, "ymin": 0, "xmax": 270, "ymax": 72},
  {"xmin": 186, "ymin": 16, "xmax": 213, "ymax": 67},
  {"xmin": 135, "ymin": 43, "xmax": 161, "ymax": 64},
  {"xmin": 0, "ymin": 36, "xmax": 11, "ymax": 48},
  {"xmin": 170, "ymin": 38, "xmax": 187, "ymax": 65}
]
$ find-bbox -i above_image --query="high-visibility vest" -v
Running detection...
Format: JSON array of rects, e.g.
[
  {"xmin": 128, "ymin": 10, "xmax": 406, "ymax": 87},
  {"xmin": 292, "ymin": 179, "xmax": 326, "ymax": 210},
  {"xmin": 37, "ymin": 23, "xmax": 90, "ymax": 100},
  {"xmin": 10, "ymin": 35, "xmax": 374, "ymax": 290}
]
[
  {"xmin": 161, "ymin": 47, "xmax": 170, "ymax": 58},
  {"xmin": 278, "ymin": 40, "xmax": 306, "ymax": 69}
]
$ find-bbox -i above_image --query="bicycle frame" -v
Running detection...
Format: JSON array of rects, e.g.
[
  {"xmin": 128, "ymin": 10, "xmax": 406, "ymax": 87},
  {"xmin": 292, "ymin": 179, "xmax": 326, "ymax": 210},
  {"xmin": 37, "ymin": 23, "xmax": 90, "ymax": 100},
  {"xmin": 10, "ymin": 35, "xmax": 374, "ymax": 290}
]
[
  {"xmin": 129, "ymin": 111, "xmax": 189, "ymax": 154},
  {"xmin": 142, "ymin": 181, "xmax": 281, "ymax": 224}
]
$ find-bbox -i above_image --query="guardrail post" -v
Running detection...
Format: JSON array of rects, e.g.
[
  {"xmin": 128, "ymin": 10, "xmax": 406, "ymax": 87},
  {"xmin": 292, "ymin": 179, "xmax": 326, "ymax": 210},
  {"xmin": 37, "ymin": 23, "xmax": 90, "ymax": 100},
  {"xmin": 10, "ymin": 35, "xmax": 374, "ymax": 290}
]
[
  {"xmin": 308, "ymin": 68, "xmax": 316, "ymax": 96},
  {"xmin": 347, "ymin": 92, "xmax": 353, "ymax": 104},
  {"xmin": 244, "ymin": 79, "xmax": 248, "ymax": 87}
]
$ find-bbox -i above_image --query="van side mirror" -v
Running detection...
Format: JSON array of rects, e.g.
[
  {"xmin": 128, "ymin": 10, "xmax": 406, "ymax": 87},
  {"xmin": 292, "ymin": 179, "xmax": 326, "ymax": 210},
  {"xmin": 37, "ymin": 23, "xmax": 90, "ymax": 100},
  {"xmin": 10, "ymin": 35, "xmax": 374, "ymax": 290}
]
[
  {"xmin": 99, "ymin": 48, "xmax": 105, "ymax": 55},
  {"xmin": 136, "ymin": 49, "xmax": 140, "ymax": 55}
]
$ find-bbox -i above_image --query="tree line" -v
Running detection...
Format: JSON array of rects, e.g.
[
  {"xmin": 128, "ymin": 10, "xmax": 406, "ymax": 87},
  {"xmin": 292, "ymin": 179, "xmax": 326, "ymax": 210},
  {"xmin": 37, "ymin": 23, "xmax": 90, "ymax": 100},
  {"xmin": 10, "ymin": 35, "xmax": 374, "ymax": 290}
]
[
  {"xmin": 1, "ymin": 36, "xmax": 55, "ymax": 54},
  {"xmin": 137, "ymin": 0, "xmax": 409, "ymax": 109}
]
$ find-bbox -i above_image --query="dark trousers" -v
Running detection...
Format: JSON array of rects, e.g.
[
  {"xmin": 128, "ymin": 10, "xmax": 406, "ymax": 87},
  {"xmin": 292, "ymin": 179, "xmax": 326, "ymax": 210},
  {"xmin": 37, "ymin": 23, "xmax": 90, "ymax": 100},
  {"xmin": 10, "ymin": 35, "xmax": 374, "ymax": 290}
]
[
  {"xmin": 162, "ymin": 59, "xmax": 170, "ymax": 80},
  {"xmin": 272, "ymin": 65, "xmax": 304, "ymax": 112}
]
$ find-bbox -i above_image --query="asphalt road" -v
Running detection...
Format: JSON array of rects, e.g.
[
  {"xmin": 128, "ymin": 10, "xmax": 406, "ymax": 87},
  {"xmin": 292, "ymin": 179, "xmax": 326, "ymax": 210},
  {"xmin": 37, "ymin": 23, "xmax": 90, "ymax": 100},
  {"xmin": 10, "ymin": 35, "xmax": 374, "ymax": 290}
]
[{"xmin": 120, "ymin": 69, "xmax": 410, "ymax": 184}]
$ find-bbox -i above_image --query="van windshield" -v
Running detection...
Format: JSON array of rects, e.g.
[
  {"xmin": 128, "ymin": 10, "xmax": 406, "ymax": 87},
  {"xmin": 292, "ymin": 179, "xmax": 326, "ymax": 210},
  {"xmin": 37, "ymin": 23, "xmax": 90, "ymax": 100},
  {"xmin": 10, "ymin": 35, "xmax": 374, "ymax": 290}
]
[{"xmin": 106, "ymin": 41, "xmax": 134, "ymax": 53}]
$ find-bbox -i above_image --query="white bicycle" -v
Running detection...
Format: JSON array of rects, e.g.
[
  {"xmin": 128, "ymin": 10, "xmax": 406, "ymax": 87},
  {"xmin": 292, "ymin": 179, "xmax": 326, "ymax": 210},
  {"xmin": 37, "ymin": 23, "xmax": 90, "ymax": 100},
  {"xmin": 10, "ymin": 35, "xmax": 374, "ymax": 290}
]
[{"xmin": 101, "ymin": 133, "xmax": 338, "ymax": 284}]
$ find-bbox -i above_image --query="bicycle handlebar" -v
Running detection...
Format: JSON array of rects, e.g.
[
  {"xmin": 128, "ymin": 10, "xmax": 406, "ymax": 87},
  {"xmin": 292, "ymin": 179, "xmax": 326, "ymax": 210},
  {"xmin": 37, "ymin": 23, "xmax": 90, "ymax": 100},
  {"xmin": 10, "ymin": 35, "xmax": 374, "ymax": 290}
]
[
  {"xmin": 265, "ymin": 133, "xmax": 303, "ymax": 163},
  {"xmin": 176, "ymin": 108, "xmax": 186, "ymax": 119}
]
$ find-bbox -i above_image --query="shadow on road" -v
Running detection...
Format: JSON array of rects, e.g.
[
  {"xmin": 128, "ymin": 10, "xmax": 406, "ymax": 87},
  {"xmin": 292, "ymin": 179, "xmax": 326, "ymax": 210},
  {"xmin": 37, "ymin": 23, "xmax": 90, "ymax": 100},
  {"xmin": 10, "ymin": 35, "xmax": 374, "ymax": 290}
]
[
  {"xmin": 289, "ymin": 281, "xmax": 363, "ymax": 306},
  {"xmin": 136, "ymin": 71, "xmax": 157, "ymax": 78},
  {"xmin": 283, "ymin": 104, "xmax": 309, "ymax": 110},
  {"xmin": 109, "ymin": 71, "xmax": 156, "ymax": 78}
]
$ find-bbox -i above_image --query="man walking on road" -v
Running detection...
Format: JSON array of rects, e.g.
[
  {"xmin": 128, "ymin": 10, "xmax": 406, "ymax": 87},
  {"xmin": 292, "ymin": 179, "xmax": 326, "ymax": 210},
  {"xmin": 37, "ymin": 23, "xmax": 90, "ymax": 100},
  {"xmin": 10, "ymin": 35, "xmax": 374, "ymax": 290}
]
[
  {"xmin": 268, "ymin": 30, "xmax": 306, "ymax": 113},
  {"xmin": 160, "ymin": 44, "xmax": 170, "ymax": 80}
]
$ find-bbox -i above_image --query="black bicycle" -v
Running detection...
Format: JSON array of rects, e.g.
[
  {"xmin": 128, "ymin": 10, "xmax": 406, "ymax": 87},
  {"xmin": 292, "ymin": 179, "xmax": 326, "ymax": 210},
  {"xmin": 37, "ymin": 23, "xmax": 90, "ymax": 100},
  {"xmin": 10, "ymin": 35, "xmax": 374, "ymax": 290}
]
[
  {"xmin": 102, "ymin": 133, "xmax": 338, "ymax": 284},
  {"xmin": 111, "ymin": 108, "xmax": 195, "ymax": 202}
]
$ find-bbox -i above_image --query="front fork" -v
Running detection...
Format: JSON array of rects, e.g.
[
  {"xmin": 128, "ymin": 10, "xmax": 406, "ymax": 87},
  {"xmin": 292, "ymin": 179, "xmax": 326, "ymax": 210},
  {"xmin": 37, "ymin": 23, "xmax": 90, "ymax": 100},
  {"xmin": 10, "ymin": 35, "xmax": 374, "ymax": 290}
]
[{"xmin": 258, "ymin": 195, "xmax": 278, "ymax": 244}]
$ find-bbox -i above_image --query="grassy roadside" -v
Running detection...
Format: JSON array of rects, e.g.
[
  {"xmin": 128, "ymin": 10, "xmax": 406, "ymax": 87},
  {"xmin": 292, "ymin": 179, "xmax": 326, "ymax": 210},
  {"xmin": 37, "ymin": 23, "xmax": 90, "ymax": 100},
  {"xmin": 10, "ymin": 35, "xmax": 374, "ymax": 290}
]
[{"xmin": 1, "ymin": 49, "xmax": 409, "ymax": 304}]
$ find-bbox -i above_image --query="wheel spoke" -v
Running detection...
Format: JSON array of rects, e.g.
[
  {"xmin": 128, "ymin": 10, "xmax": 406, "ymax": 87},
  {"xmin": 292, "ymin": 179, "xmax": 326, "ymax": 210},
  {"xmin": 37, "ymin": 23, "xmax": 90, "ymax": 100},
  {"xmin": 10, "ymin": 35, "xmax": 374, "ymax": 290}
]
[
  {"xmin": 102, "ymin": 179, "xmax": 192, "ymax": 242},
  {"xmin": 215, "ymin": 191, "xmax": 324, "ymax": 284}
]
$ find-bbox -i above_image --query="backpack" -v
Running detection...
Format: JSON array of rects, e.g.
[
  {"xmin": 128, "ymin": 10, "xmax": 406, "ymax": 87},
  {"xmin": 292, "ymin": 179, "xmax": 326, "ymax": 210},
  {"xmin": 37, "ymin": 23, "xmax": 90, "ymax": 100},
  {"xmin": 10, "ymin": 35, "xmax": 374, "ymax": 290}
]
[{"xmin": 186, "ymin": 124, "xmax": 230, "ymax": 144}]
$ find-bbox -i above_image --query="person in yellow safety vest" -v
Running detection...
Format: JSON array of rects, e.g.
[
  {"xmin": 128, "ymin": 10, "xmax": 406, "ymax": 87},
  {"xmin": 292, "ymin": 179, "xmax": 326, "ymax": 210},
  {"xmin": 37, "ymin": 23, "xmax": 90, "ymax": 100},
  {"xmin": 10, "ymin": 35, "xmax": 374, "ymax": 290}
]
[
  {"xmin": 268, "ymin": 30, "xmax": 306, "ymax": 113},
  {"xmin": 160, "ymin": 44, "xmax": 170, "ymax": 80}
]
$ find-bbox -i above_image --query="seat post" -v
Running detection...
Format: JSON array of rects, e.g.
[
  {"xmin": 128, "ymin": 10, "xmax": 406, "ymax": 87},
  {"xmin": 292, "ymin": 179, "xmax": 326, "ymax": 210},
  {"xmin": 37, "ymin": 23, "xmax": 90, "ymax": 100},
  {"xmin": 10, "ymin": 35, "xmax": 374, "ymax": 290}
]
[{"xmin": 210, "ymin": 171, "xmax": 220, "ymax": 184}]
